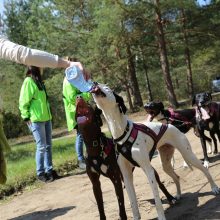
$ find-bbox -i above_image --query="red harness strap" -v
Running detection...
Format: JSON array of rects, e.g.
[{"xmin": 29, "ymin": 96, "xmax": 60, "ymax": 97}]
[
  {"xmin": 168, "ymin": 108, "xmax": 189, "ymax": 122},
  {"xmin": 134, "ymin": 123, "xmax": 168, "ymax": 160},
  {"xmin": 116, "ymin": 123, "xmax": 168, "ymax": 167},
  {"xmin": 86, "ymin": 136, "xmax": 115, "ymax": 177}
]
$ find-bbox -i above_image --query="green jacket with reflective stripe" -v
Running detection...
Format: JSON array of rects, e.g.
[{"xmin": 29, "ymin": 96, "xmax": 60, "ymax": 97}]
[{"xmin": 19, "ymin": 77, "xmax": 52, "ymax": 122}]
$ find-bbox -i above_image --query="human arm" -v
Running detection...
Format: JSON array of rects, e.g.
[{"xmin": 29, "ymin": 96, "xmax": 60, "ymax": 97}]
[{"xmin": 0, "ymin": 38, "xmax": 90, "ymax": 79}]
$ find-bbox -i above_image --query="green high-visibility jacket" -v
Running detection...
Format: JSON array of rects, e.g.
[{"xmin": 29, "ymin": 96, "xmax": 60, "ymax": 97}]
[
  {"xmin": 19, "ymin": 77, "xmax": 52, "ymax": 122},
  {"xmin": 63, "ymin": 77, "xmax": 91, "ymax": 131}
]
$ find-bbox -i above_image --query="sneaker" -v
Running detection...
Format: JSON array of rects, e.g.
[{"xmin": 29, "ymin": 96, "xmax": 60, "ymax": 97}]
[
  {"xmin": 78, "ymin": 160, "xmax": 86, "ymax": 170},
  {"xmin": 46, "ymin": 170, "xmax": 62, "ymax": 182},
  {"xmin": 46, "ymin": 172, "xmax": 55, "ymax": 183},
  {"xmin": 51, "ymin": 170, "xmax": 62, "ymax": 180},
  {"xmin": 37, "ymin": 173, "xmax": 48, "ymax": 183}
]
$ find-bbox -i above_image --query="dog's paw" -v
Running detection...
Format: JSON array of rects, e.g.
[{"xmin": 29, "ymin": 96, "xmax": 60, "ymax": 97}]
[
  {"xmin": 208, "ymin": 150, "xmax": 213, "ymax": 154},
  {"xmin": 175, "ymin": 194, "xmax": 181, "ymax": 200},
  {"xmin": 203, "ymin": 160, "xmax": 209, "ymax": 168},
  {"xmin": 212, "ymin": 151, "xmax": 218, "ymax": 155},
  {"xmin": 207, "ymin": 144, "xmax": 212, "ymax": 154},
  {"xmin": 183, "ymin": 161, "xmax": 189, "ymax": 168},
  {"xmin": 212, "ymin": 185, "xmax": 220, "ymax": 195},
  {"xmin": 169, "ymin": 198, "xmax": 178, "ymax": 205}
]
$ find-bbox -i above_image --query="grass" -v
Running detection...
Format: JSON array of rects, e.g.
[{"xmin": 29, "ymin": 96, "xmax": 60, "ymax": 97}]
[{"xmin": 0, "ymin": 134, "xmax": 78, "ymax": 200}]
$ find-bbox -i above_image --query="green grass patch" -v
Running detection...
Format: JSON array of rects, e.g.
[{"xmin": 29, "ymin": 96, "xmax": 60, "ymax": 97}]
[{"xmin": 0, "ymin": 135, "xmax": 78, "ymax": 200}]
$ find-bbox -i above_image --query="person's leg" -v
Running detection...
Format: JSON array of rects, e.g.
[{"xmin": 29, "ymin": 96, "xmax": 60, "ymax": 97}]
[
  {"xmin": 75, "ymin": 129, "xmax": 85, "ymax": 169},
  {"xmin": 31, "ymin": 122, "xmax": 47, "ymax": 181},
  {"xmin": 44, "ymin": 120, "xmax": 61, "ymax": 181},
  {"xmin": 75, "ymin": 130, "xmax": 84, "ymax": 161},
  {"xmin": 44, "ymin": 120, "xmax": 53, "ymax": 174}
]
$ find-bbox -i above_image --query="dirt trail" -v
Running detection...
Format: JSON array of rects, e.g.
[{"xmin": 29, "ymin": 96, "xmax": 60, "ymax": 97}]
[{"xmin": 1, "ymin": 114, "xmax": 220, "ymax": 220}]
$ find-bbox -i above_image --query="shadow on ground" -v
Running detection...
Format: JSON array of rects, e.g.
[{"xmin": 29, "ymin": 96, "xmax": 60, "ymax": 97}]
[{"xmin": 9, "ymin": 206, "xmax": 76, "ymax": 220}]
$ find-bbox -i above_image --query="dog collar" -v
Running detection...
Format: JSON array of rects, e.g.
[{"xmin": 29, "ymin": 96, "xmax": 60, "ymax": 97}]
[{"xmin": 113, "ymin": 121, "xmax": 130, "ymax": 143}]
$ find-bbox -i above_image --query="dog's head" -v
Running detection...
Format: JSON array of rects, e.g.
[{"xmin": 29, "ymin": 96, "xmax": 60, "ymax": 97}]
[
  {"xmin": 91, "ymin": 83, "xmax": 127, "ymax": 114},
  {"xmin": 192, "ymin": 92, "xmax": 212, "ymax": 107},
  {"xmin": 75, "ymin": 96, "xmax": 94, "ymax": 127},
  {"xmin": 144, "ymin": 101, "xmax": 164, "ymax": 121},
  {"xmin": 75, "ymin": 96, "xmax": 103, "ymax": 129}
]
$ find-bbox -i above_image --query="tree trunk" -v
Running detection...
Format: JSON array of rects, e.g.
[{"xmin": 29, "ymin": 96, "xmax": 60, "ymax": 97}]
[
  {"xmin": 154, "ymin": 0, "xmax": 178, "ymax": 108},
  {"xmin": 181, "ymin": 8, "xmax": 194, "ymax": 98},
  {"xmin": 125, "ymin": 83, "xmax": 134, "ymax": 112},
  {"xmin": 126, "ymin": 44, "xmax": 143, "ymax": 107},
  {"xmin": 139, "ymin": 46, "xmax": 153, "ymax": 102},
  {"xmin": 143, "ymin": 62, "xmax": 153, "ymax": 102}
]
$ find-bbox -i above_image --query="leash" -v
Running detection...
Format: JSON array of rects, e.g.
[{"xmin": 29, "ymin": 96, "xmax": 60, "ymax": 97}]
[{"xmin": 159, "ymin": 116, "xmax": 191, "ymax": 125}]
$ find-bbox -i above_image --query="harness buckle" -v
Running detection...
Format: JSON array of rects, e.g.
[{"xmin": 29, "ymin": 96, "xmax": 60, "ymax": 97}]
[
  {"xmin": 128, "ymin": 136, "xmax": 135, "ymax": 143},
  {"xmin": 92, "ymin": 140, "xmax": 99, "ymax": 147}
]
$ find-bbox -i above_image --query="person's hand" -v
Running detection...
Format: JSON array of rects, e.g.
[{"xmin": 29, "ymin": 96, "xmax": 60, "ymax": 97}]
[
  {"xmin": 69, "ymin": 62, "xmax": 91, "ymax": 81},
  {"xmin": 26, "ymin": 120, "xmax": 32, "ymax": 126}
]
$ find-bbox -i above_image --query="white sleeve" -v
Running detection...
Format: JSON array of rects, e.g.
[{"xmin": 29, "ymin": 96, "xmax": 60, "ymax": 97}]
[{"xmin": 0, "ymin": 37, "xmax": 59, "ymax": 68}]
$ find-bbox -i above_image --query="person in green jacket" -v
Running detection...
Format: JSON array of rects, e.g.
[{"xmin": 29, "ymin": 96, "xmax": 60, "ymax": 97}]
[
  {"xmin": 63, "ymin": 76, "xmax": 91, "ymax": 169},
  {"xmin": 19, "ymin": 66, "xmax": 60, "ymax": 182}
]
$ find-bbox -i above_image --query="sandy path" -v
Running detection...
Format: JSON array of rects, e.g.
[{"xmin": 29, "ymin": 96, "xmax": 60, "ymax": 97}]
[{"xmin": 1, "ymin": 116, "xmax": 220, "ymax": 220}]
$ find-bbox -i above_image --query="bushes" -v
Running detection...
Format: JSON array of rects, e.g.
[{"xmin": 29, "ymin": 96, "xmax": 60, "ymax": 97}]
[{"xmin": 2, "ymin": 111, "xmax": 29, "ymax": 139}]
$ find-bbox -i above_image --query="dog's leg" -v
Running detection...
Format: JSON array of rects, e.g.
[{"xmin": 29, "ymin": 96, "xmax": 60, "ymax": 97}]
[
  {"xmin": 108, "ymin": 161, "xmax": 127, "ymax": 220},
  {"xmin": 132, "ymin": 149, "xmax": 166, "ymax": 220},
  {"xmin": 154, "ymin": 168, "xmax": 177, "ymax": 204},
  {"xmin": 216, "ymin": 129, "xmax": 220, "ymax": 154},
  {"xmin": 204, "ymin": 135, "xmax": 213, "ymax": 154},
  {"xmin": 87, "ymin": 169, "xmax": 106, "ymax": 220},
  {"xmin": 172, "ymin": 133, "xmax": 220, "ymax": 195},
  {"xmin": 158, "ymin": 145, "xmax": 181, "ymax": 200},
  {"xmin": 209, "ymin": 130, "xmax": 218, "ymax": 155},
  {"xmin": 117, "ymin": 155, "xmax": 141, "ymax": 220},
  {"xmin": 199, "ymin": 130, "xmax": 210, "ymax": 168},
  {"xmin": 140, "ymin": 162, "xmax": 166, "ymax": 219}
]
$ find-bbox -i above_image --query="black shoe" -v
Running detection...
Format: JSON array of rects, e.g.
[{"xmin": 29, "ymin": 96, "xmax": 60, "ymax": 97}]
[
  {"xmin": 37, "ymin": 173, "xmax": 48, "ymax": 183},
  {"xmin": 46, "ymin": 170, "xmax": 62, "ymax": 182},
  {"xmin": 51, "ymin": 170, "xmax": 62, "ymax": 180},
  {"xmin": 46, "ymin": 172, "xmax": 55, "ymax": 183}
]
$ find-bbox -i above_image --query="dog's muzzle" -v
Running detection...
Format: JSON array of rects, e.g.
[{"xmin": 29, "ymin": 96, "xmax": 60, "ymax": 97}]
[{"xmin": 90, "ymin": 85, "xmax": 106, "ymax": 97}]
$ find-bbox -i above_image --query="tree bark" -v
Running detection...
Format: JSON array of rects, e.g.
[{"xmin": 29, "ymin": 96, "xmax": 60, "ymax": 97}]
[
  {"xmin": 143, "ymin": 62, "xmax": 153, "ymax": 102},
  {"xmin": 125, "ymin": 83, "xmax": 134, "ymax": 112},
  {"xmin": 181, "ymin": 8, "xmax": 194, "ymax": 98},
  {"xmin": 126, "ymin": 44, "xmax": 143, "ymax": 107},
  {"xmin": 154, "ymin": 0, "xmax": 178, "ymax": 108}
]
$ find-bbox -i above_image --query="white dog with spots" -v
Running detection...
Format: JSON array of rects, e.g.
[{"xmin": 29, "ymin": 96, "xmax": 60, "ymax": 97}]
[{"xmin": 92, "ymin": 84, "xmax": 220, "ymax": 220}]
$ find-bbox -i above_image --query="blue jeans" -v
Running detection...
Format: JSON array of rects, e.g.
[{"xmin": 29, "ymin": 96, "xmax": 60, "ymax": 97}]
[
  {"xmin": 29, "ymin": 121, "xmax": 53, "ymax": 176},
  {"xmin": 75, "ymin": 129, "xmax": 84, "ymax": 161}
]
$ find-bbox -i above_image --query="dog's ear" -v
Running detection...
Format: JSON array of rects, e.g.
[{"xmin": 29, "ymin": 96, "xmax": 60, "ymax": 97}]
[{"xmin": 113, "ymin": 92, "xmax": 127, "ymax": 114}]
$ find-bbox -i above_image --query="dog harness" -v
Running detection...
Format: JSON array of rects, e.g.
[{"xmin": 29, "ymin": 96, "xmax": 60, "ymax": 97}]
[
  {"xmin": 115, "ymin": 122, "xmax": 168, "ymax": 167},
  {"xmin": 157, "ymin": 108, "xmax": 193, "ymax": 133},
  {"xmin": 86, "ymin": 136, "xmax": 115, "ymax": 177},
  {"xmin": 168, "ymin": 108, "xmax": 191, "ymax": 122}
]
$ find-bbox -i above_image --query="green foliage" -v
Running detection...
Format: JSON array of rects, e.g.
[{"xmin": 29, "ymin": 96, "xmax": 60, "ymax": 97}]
[
  {"xmin": 2, "ymin": 111, "xmax": 29, "ymax": 139},
  {"xmin": 1, "ymin": 0, "xmax": 220, "ymax": 135}
]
